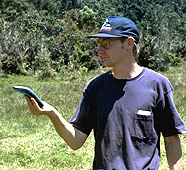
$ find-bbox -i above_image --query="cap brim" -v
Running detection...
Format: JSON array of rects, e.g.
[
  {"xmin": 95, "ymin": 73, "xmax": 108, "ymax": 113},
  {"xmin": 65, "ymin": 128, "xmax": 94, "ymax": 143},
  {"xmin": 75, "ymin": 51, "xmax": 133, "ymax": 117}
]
[{"xmin": 87, "ymin": 33, "xmax": 122, "ymax": 38}]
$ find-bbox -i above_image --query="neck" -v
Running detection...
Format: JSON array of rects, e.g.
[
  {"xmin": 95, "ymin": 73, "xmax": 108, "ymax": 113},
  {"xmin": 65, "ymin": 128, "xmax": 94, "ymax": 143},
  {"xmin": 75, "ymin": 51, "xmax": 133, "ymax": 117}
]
[{"xmin": 112, "ymin": 62, "xmax": 143, "ymax": 79}]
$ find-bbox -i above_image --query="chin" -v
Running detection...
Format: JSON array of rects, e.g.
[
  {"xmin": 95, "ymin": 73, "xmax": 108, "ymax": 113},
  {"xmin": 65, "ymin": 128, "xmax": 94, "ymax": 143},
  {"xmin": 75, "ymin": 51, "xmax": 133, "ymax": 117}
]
[{"xmin": 103, "ymin": 61, "xmax": 113, "ymax": 67}]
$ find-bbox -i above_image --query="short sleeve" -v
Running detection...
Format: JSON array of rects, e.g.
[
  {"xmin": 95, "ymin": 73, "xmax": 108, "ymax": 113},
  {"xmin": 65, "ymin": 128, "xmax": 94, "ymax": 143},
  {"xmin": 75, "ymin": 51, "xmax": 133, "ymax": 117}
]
[
  {"xmin": 158, "ymin": 90, "xmax": 186, "ymax": 137},
  {"xmin": 69, "ymin": 81, "xmax": 95, "ymax": 136}
]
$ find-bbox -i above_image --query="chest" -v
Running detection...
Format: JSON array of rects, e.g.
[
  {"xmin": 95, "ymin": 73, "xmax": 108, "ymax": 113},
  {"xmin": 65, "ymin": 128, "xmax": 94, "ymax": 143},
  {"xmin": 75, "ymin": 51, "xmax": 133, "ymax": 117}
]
[{"xmin": 94, "ymin": 81, "xmax": 157, "ymax": 117}]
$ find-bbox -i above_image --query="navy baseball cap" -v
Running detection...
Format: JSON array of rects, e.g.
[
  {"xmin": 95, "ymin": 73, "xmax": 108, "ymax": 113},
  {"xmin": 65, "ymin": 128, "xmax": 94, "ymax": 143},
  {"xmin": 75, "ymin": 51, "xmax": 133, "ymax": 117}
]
[{"xmin": 87, "ymin": 16, "xmax": 140, "ymax": 44}]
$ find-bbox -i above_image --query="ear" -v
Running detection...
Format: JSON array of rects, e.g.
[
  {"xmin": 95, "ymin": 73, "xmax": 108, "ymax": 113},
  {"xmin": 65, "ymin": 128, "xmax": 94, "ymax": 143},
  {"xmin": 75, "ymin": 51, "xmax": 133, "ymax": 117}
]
[{"xmin": 127, "ymin": 37, "xmax": 135, "ymax": 46}]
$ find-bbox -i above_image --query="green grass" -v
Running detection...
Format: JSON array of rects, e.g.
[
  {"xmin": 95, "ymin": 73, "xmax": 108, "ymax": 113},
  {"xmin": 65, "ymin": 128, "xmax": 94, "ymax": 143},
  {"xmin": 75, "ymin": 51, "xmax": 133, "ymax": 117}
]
[
  {"xmin": 158, "ymin": 64, "xmax": 186, "ymax": 169},
  {"xmin": 0, "ymin": 65, "xmax": 186, "ymax": 169}
]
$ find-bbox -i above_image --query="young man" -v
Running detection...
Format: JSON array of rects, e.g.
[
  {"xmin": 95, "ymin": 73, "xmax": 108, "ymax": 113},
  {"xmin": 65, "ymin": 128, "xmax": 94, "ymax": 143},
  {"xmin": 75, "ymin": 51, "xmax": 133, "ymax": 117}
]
[{"xmin": 25, "ymin": 16, "xmax": 186, "ymax": 170}]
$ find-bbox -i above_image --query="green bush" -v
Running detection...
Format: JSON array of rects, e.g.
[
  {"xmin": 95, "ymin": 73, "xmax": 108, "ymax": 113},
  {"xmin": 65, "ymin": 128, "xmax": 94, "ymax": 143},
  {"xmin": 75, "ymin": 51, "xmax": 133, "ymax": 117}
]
[{"xmin": 0, "ymin": 0, "xmax": 186, "ymax": 74}]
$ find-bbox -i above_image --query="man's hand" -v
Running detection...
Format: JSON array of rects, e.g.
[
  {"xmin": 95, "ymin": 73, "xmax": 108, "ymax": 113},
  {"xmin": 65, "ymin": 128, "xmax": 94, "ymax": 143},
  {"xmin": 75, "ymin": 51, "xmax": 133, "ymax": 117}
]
[
  {"xmin": 25, "ymin": 96, "xmax": 87, "ymax": 150},
  {"xmin": 25, "ymin": 95, "xmax": 56, "ymax": 116}
]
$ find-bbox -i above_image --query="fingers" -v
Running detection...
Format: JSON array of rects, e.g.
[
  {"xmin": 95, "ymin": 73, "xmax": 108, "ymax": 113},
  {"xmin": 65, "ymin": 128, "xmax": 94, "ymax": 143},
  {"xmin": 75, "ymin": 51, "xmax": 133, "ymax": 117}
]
[
  {"xmin": 25, "ymin": 95, "xmax": 56, "ymax": 118},
  {"xmin": 25, "ymin": 95, "xmax": 42, "ymax": 115}
]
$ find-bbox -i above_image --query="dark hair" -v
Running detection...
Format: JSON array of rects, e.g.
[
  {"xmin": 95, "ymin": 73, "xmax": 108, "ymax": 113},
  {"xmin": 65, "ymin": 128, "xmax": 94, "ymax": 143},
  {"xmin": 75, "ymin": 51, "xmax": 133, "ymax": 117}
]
[
  {"xmin": 133, "ymin": 43, "xmax": 138, "ymax": 58},
  {"xmin": 120, "ymin": 37, "xmax": 127, "ymax": 43},
  {"xmin": 120, "ymin": 37, "xmax": 138, "ymax": 58}
]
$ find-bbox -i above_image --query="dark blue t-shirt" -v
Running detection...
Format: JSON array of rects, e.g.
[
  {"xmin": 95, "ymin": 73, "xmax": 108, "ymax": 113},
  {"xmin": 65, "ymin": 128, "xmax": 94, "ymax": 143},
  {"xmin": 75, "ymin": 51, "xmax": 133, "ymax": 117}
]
[{"xmin": 70, "ymin": 68, "xmax": 186, "ymax": 170}]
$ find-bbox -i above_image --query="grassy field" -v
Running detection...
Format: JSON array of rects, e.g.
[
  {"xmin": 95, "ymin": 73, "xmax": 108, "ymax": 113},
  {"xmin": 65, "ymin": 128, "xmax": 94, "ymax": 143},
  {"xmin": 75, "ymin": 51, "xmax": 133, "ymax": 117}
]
[{"xmin": 0, "ymin": 65, "xmax": 186, "ymax": 170}]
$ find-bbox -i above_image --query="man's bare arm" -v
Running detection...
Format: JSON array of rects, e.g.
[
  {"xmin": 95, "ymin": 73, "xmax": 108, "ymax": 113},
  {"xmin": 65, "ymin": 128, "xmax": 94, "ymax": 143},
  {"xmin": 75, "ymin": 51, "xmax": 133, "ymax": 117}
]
[
  {"xmin": 25, "ymin": 96, "xmax": 87, "ymax": 150},
  {"xmin": 164, "ymin": 134, "xmax": 183, "ymax": 170}
]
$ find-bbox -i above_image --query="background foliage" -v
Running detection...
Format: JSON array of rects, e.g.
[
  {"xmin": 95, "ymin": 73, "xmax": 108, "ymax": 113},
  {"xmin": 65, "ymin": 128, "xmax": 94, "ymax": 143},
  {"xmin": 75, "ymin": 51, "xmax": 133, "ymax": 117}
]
[
  {"xmin": 0, "ymin": 0, "xmax": 186, "ymax": 76},
  {"xmin": 0, "ymin": 1, "xmax": 186, "ymax": 169}
]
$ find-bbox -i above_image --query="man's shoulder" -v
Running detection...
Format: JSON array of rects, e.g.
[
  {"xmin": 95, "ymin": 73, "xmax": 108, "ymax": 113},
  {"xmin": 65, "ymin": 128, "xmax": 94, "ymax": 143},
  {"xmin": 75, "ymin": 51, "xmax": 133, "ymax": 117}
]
[
  {"xmin": 143, "ymin": 67, "xmax": 173, "ymax": 91},
  {"xmin": 88, "ymin": 70, "xmax": 111, "ymax": 84},
  {"xmin": 144, "ymin": 67, "xmax": 169, "ymax": 81},
  {"xmin": 83, "ymin": 70, "xmax": 111, "ymax": 92}
]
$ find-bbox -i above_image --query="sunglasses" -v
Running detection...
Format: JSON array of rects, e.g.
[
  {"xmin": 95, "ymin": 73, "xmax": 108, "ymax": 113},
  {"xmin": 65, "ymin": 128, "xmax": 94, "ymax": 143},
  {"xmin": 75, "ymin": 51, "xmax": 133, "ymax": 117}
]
[{"xmin": 98, "ymin": 38, "xmax": 120, "ymax": 50}]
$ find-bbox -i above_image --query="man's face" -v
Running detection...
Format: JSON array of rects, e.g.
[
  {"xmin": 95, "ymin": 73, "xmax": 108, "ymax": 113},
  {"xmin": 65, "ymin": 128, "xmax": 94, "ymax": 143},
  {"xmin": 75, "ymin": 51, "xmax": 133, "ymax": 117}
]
[{"xmin": 98, "ymin": 37, "xmax": 128, "ymax": 68}]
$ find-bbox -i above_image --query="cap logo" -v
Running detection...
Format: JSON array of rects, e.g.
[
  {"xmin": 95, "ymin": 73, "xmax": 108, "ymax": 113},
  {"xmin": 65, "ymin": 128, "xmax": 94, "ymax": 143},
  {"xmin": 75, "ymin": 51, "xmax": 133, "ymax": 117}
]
[{"xmin": 100, "ymin": 19, "xmax": 111, "ymax": 32}]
